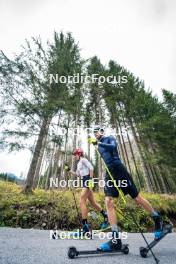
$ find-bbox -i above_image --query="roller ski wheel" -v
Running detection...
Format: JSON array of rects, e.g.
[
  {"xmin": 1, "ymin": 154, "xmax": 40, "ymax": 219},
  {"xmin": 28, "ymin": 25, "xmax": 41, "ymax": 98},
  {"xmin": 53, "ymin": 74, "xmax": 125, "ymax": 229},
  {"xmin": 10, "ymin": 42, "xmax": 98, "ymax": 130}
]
[
  {"xmin": 123, "ymin": 244, "xmax": 129, "ymax": 254},
  {"xmin": 68, "ymin": 247, "xmax": 78, "ymax": 259},
  {"xmin": 139, "ymin": 247, "xmax": 148, "ymax": 258}
]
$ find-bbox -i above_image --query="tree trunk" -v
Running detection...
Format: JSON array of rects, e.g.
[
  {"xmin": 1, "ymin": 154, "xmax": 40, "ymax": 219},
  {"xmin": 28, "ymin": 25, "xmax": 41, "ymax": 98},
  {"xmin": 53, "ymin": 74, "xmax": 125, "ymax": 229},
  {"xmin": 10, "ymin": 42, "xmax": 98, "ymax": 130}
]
[
  {"xmin": 132, "ymin": 115, "xmax": 162, "ymax": 192},
  {"xmin": 61, "ymin": 115, "xmax": 70, "ymax": 181},
  {"xmin": 120, "ymin": 114, "xmax": 142, "ymax": 189},
  {"xmin": 52, "ymin": 148, "xmax": 61, "ymax": 182},
  {"xmin": 33, "ymin": 133, "xmax": 48, "ymax": 188},
  {"xmin": 52, "ymin": 111, "xmax": 63, "ymax": 184},
  {"xmin": 116, "ymin": 117, "xmax": 132, "ymax": 175},
  {"xmin": 24, "ymin": 117, "xmax": 50, "ymax": 193},
  {"xmin": 137, "ymin": 128, "xmax": 161, "ymax": 192},
  {"xmin": 137, "ymin": 114, "xmax": 168, "ymax": 193},
  {"xmin": 128, "ymin": 117, "xmax": 152, "ymax": 192},
  {"xmin": 147, "ymin": 136, "xmax": 168, "ymax": 193},
  {"xmin": 45, "ymin": 141, "xmax": 55, "ymax": 190}
]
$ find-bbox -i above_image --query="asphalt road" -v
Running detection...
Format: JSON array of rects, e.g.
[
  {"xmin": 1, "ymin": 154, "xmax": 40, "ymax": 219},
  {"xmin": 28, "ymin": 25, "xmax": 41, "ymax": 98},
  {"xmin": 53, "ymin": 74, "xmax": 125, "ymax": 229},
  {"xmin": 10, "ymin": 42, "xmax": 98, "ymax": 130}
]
[{"xmin": 0, "ymin": 228, "xmax": 175, "ymax": 264}]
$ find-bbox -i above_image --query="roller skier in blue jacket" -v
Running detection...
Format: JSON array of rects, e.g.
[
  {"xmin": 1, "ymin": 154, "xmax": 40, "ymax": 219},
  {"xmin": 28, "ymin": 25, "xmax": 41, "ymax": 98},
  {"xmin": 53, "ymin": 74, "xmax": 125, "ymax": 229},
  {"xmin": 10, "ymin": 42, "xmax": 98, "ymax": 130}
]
[{"xmin": 89, "ymin": 126, "xmax": 164, "ymax": 251}]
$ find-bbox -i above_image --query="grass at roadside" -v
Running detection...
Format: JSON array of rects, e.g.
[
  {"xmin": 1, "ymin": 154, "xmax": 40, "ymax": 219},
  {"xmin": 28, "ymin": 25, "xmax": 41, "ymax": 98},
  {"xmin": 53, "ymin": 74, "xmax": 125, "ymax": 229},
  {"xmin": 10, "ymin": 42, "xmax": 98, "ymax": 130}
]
[{"xmin": 0, "ymin": 180, "xmax": 175, "ymax": 231}]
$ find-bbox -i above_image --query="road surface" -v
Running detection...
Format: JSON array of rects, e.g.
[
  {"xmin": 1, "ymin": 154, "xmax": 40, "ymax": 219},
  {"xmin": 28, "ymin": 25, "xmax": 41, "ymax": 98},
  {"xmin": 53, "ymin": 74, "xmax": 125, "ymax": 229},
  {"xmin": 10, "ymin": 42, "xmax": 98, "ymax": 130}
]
[{"xmin": 0, "ymin": 228, "xmax": 175, "ymax": 264}]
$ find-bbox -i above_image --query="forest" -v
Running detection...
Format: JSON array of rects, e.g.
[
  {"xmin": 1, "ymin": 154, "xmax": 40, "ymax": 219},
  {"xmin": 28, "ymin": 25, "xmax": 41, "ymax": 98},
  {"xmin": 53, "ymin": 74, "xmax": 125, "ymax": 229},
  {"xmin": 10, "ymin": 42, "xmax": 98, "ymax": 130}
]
[{"xmin": 0, "ymin": 31, "xmax": 176, "ymax": 195}]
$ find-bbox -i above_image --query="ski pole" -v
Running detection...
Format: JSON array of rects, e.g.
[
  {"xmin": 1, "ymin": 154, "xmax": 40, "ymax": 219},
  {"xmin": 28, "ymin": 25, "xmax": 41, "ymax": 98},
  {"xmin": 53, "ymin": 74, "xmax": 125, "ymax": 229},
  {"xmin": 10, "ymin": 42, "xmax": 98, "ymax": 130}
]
[
  {"xmin": 70, "ymin": 187, "xmax": 82, "ymax": 227},
  {"xmin": 93, "ymin": 144, "xmax": 159, "ymax": 264}
]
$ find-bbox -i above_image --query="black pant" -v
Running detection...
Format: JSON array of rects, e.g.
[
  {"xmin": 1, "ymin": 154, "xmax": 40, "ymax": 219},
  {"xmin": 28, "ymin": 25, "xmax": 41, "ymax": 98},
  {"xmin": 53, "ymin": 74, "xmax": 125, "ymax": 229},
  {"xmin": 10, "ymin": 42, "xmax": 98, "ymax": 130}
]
[
  {"xmin": 81, "ymin": 175, "xmax": 90, "ymax": 188},
  {"xmin": 104, "ymin": 163, "xmax": 139, "ymax": 199}
]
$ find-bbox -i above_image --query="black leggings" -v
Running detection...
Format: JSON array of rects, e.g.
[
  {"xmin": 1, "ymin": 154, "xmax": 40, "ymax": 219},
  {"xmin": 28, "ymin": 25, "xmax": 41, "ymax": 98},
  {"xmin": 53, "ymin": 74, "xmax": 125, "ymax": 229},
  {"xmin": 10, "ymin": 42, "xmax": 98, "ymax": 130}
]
[{"xmin": 104, "ymin": 164, "xmax": 139, "ymax": 199}]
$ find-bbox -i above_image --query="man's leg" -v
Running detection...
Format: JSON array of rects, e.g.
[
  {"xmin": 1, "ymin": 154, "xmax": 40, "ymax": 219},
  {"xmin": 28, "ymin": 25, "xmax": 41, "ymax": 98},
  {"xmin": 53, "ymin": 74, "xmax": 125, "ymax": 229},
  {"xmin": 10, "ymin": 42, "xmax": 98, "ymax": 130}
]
[
  {"xmin": 105, "ymin": 196, "xmax": 122, "ymax": 239},
  {"xmin": 105, "ymin": 196, "xmax": 117, "ymax": 226},
  {"xmin": 99, "ymin": 168, "xmax": 123, "ymax": 250},
  {"xmin": 134, "ymin": 193, "xmax": 156, "ymax": 214},
  {"xmin": 99, "ymin": 196, "xmax": 122, "ymax": 251},
  {"xmin": 134, "ymin": 193, "xmax": 163, "ymax": 239},
  {"xmin": 116, "ymin": 162, "xmax": 164, "ymax": 240}
]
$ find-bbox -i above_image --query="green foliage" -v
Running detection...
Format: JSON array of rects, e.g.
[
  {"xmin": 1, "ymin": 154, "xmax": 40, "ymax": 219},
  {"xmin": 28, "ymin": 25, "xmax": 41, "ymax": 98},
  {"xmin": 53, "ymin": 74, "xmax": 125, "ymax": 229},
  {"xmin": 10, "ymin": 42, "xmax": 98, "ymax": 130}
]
[
  {"xmin": 0, "ymin": 31, "xmax": 83, "ymax": 152},
  {"xmin": 0, "ymin": 181, "xmax": 176, "ymax": 231},
  {"xmin": 162, "ymin": 89, "xmax": 176, "ymax": 120}
]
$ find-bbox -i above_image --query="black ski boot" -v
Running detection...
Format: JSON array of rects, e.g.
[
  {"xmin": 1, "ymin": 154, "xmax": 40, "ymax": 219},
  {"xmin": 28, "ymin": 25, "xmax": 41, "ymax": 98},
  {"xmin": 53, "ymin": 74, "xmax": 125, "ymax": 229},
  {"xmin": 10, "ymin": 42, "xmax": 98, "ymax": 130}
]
[
  {"xmin": 153, "ymin": 214, "xmax": 164, "ymax": 239},
  {"xmin": 99, "ymin": 237, "xmax": 122, "ymax": 251},
  {"xmin": 82, "ymin": 223, "xmax": 91, "ymax": 238},
  {"xmin": 100, "ymin": 212, "xmax": 109, "ymax": 230}
]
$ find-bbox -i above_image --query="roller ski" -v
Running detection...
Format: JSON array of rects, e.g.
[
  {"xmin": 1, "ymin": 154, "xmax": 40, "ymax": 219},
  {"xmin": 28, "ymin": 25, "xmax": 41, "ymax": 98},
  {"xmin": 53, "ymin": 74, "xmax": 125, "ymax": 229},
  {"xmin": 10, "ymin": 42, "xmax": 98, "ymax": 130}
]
[
  {"xmin": 140, "ymin": 223, "xmax": 173, "ymax": 259},
  {"xmin": 68, "ymin": 242, "xmax": 129, "ymax": 259}
]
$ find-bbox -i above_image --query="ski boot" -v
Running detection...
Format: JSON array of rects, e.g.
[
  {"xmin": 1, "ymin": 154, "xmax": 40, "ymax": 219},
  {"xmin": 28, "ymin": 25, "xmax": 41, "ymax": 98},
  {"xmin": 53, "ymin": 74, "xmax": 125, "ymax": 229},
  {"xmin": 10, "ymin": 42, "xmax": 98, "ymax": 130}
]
[
  {"xmin": 99, "ymin": 238, "xmax": 122, "ymax": 252},
  {"xmin": 100, "ymin": 218, "xmax": 109, "ymax": 230},
  {"xmin": 82, "ymin": 223, "xmax": 91, "ymax": 238},
  {"xmin": 100, "ymin": 212, "xmax": 110, "ymax": 230},
  {"xmin": 153, "ymin": 214, "xmax": 164, "ymax": 240}
]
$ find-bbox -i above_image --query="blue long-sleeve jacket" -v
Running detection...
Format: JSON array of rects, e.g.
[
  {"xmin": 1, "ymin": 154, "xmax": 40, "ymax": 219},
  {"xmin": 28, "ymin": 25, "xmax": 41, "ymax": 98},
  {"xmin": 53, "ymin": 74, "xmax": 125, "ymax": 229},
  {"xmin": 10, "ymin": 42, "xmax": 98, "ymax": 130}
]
[{"xmin": 98, "ymin": 135, "xmax": 122, "ymax": 168}]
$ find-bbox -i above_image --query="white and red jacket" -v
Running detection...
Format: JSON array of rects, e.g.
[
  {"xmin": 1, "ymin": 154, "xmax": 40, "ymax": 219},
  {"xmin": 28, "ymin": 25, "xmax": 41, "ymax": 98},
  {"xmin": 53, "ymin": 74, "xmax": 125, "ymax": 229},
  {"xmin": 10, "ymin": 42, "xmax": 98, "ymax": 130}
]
[{"xmin": 76, "ymin": 157, "xmax": 93, "ymax": 177}]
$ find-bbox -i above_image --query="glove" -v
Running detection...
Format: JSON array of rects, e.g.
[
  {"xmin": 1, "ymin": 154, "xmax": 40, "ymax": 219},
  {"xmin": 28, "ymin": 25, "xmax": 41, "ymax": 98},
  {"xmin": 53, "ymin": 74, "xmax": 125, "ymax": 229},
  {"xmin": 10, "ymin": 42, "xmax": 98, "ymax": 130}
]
[
  {"xmin": 64, "ymin": 164, "xmax": 70, "ymax": 172},
  {"xmin": 88, "ymin": 137, "xmax": 98, "ymax": 145},
  {"xmin": 87, "ymin": 178, "xmax": 94, "ymax": 189}
]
